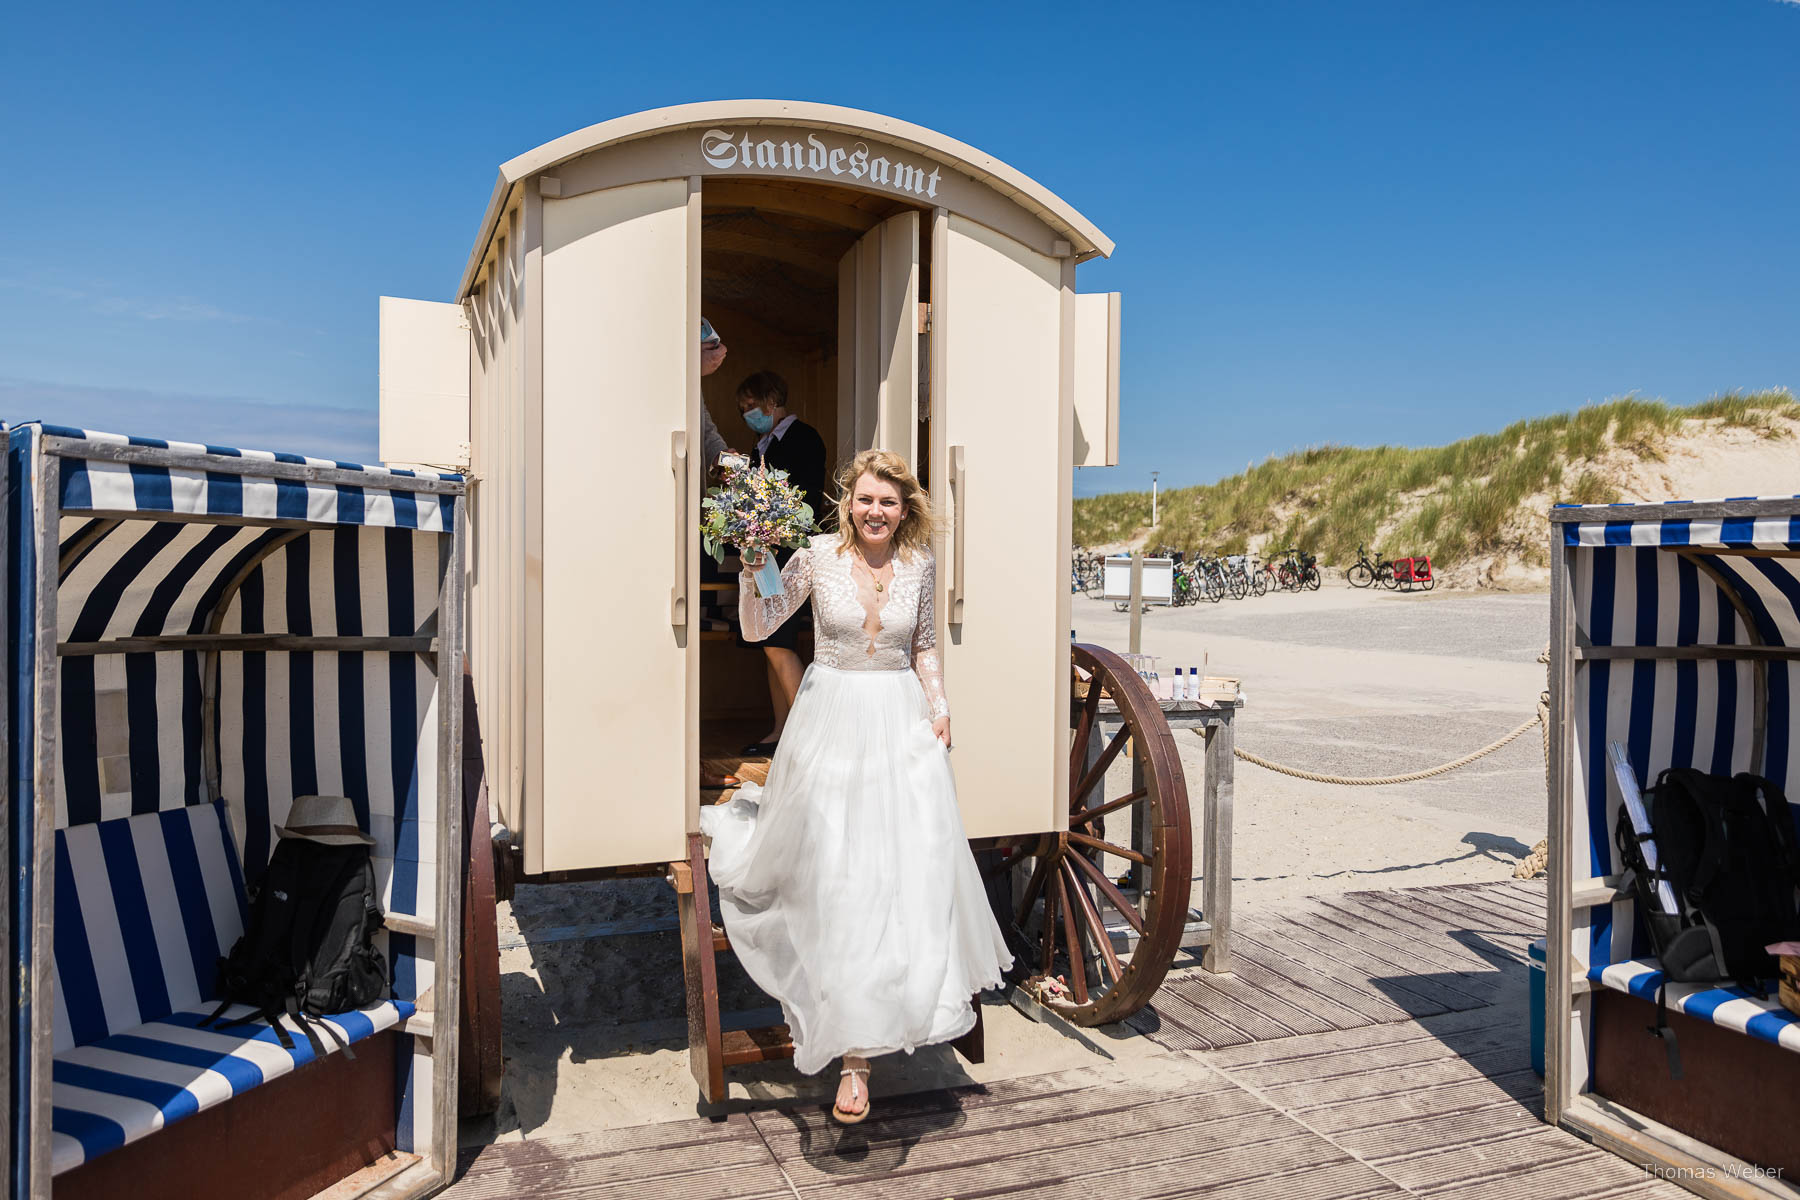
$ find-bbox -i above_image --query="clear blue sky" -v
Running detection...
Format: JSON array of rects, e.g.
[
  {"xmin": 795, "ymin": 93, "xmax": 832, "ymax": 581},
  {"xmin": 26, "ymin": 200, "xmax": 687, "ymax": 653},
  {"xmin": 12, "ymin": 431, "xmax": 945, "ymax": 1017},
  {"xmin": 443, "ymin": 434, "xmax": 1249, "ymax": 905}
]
[{"xmin": 3, "ymin": 1, "xmax": 1795, "ymax": 492}]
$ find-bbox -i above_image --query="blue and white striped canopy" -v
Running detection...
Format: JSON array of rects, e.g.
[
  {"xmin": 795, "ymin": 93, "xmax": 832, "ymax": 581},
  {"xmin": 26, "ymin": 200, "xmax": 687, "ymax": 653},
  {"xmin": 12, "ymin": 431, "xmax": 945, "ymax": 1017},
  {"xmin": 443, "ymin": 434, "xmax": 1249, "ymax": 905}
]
[{"xmin": 40, "ymin": 423, "xmax": 460, "ymax": 532}]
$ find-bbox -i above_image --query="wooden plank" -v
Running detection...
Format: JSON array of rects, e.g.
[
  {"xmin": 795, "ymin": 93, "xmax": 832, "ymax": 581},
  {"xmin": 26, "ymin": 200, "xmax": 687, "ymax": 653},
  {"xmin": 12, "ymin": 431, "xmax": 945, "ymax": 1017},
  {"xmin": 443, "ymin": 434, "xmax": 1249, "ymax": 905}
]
[
  {"xmin": 1307, "ymin": 894, "xmax": 1515, "ymax": 990},
  {"xmin": 1549, "ymin": 498, "xmax": 1800, "ymax": 523},
  {"xmin": 1289, "ymin": 898, "xmax": 1509, "ymax": 997},
  {"xmin": 1250, "ymin": 911, "xmax": 1487, "ymax": 1014},
  {"xmin": 58, "ymin": 634, "xmax": 436, "ymax": 656},
  {"xmin": 1219, "ymin": 921, "xmax": 1419, "ymax": 1025},
  {"xmin": 1176, "ymin": 951, "xmax": 1388, "ymax": 1033},
  {"xmin": 1349, "ymin": 890, "xmax": 1536, "ymax": 968},
  {"xmin": 29, "ymin": 436, "xmax": 60, "ymax": 1197},
  {"xmin": 1174, "ymin": 963, "xmax": 1344, "ymax": 1036},
  {"xmin": 42, "ymin": 435, "xmax": 464, "ymax": 495},
  {"xmin": 1571, "ymin": 875, "xmax": 1626, "ymax": 909},
  {"xmin": 1348, "ymin": 885, "xmax": 1536, "ymax": 953},
  {"xmin": 428, "ymin": 496, "xmax": 467, "ymax": 1181},
  {"xmin": 1207, "ymin": 1015, "xmax": 1524, "ymax": 1092},
  {"xmin": 1393, "ymin": 887, "xmax": 1542, "ymax": 948},
  {"xmin": 1202, "ymin": 712, "xmax": 1236, "ymax": 972},
  {"xmin": 1573, "ymin": 644, "xmax": 1800, "ymax": 662}
]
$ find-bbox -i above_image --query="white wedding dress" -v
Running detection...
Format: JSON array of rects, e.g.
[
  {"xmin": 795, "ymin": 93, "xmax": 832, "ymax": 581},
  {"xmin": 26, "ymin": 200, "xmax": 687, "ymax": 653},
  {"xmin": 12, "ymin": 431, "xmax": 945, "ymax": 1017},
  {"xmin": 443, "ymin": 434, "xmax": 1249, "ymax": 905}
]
[{"xmin": 699, "ymin": 531, "xmax": 1013, "ymax": 1075}]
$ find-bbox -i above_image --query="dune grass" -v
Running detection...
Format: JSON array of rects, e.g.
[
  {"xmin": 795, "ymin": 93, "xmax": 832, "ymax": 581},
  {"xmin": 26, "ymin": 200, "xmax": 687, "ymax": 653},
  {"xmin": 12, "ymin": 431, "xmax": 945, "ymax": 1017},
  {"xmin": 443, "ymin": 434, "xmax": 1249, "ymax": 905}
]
[{"xmin": 1073, "ymin": 389, "xmax": 1797, "ymax": 565}]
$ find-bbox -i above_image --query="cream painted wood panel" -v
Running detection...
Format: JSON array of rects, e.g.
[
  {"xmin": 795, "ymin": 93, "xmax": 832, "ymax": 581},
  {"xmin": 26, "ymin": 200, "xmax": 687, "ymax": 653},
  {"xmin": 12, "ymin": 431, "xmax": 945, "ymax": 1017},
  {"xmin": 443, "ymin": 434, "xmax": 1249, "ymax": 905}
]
[
  {"xmin": 937, "ymin": 215, "xmax": 1071, "ymax": 839},
  {"xmin": 836, "ymin": 211, "xmax": 921, "ymax": 460},
  {"xmin": 1072, "ymin": 292, "xmax": 1120, "ymax": 468},
  {"xmin": 535, "ymin": 179, "xmax": 692, "ymax": 871},
  {"xmin": 379, "ymin": 296, "xmax": 471, "ymax": 471}
]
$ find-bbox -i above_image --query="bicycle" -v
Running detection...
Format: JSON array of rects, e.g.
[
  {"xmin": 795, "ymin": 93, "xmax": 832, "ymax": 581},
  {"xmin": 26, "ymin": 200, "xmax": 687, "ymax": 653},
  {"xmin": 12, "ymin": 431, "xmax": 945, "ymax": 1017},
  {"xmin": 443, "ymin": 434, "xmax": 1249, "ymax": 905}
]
[{"xmin": 1346, "ymin": 544, "xmax": 1394, "ymax": 589}]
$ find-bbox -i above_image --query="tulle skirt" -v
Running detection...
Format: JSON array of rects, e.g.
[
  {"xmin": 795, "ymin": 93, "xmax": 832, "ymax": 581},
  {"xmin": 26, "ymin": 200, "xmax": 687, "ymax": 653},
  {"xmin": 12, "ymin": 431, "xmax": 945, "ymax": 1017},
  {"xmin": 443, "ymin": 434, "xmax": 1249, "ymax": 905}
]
[{"xmin": 698, "ymin": 663, "xmax": 1013, "ymax": 1076}]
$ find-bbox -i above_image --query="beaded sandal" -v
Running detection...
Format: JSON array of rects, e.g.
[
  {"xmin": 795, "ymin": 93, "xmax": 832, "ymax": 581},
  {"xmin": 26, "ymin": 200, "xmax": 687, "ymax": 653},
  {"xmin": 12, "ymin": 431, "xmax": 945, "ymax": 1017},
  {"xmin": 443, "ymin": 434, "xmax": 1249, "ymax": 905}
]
[{"xmin": 832, "ymin": 1065, "xmax": 871, "ymax": 1125}]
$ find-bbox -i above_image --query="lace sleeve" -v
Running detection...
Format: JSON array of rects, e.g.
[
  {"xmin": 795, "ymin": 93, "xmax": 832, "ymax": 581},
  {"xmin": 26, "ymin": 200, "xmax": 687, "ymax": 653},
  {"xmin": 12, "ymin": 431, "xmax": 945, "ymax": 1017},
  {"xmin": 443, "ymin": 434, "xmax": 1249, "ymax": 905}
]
[
  {"xmin": 911, "ymin": 552, "xmax": 950, "ymax": 722},
  {"xmin": 738, "ymin": 546, "xmax": 814, "ymax": 642}
]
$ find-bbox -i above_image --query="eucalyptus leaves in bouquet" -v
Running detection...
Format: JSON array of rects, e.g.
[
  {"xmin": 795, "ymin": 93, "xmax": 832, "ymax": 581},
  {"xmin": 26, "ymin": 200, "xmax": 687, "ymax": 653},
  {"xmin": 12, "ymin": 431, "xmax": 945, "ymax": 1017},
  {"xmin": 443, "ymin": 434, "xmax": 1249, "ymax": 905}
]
[{"xmin": 701, "ymin": 456, "xmax": 816, "ymax": 594}]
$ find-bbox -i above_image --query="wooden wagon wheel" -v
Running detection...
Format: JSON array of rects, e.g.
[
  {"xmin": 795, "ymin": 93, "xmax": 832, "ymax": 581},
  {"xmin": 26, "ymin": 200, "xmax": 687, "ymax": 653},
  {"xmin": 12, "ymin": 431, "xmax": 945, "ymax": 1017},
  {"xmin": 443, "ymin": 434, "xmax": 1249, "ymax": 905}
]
[{"xmin": 983, "ymin": 643, "xmax": 1192, "ymax": 1026}]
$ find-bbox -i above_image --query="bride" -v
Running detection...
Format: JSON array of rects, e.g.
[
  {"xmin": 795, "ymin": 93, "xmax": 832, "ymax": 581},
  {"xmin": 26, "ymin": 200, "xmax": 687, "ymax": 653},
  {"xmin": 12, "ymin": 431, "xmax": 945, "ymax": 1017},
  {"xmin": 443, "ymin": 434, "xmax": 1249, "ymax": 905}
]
[{"xmin": 699, "ymin": 448, "xmax": 1013, "ymax": 1124}]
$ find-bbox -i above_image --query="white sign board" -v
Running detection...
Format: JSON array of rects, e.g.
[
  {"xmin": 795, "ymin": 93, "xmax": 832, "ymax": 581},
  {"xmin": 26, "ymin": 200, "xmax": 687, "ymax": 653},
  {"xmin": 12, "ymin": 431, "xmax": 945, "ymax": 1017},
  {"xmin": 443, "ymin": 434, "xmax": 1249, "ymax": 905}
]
[{"xmin": 1102, "ymin": 555, "xmax": 1175, "ymax": 604}]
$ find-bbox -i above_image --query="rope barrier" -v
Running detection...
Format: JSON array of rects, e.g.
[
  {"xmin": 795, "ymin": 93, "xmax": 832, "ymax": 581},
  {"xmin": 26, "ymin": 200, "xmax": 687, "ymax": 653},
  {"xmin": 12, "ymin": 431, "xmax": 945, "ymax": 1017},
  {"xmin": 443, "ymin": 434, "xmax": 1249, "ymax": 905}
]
[{"xmin": 1228, "ymin": 710, "xmax": 1545, "ymax": 786}]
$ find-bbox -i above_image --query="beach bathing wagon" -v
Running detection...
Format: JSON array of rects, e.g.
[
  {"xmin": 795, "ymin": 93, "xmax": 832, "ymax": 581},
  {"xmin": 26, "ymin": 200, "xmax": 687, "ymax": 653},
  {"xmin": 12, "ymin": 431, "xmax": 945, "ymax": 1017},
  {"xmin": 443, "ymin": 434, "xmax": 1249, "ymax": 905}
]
[
  {"xmin": 1547, "ymin": 497, "xmax": 1800, "ymax": 1197},
  {"xmin": 5, "ymin": 424, "xmax": 467, "ymax": 1200},
  {"xmin": 378, "ymin": 100, "xmax": 1200, "ymax": 1104}
]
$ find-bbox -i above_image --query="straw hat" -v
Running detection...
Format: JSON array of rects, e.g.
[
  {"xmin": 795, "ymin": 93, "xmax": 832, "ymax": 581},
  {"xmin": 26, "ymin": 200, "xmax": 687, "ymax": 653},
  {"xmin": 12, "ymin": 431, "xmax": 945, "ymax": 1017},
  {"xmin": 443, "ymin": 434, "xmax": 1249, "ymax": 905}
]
[{"xmin": 277, "ymin": 795, "xmax": 375, "ymax": 847}]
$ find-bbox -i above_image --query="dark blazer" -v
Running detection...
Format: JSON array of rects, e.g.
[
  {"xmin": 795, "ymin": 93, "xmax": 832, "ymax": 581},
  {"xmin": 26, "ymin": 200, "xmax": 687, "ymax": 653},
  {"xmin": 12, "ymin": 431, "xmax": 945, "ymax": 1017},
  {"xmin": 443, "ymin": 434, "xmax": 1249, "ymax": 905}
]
[{"xmin": 759, "ymin": 417, "xmax": 830, "ymax": 534}]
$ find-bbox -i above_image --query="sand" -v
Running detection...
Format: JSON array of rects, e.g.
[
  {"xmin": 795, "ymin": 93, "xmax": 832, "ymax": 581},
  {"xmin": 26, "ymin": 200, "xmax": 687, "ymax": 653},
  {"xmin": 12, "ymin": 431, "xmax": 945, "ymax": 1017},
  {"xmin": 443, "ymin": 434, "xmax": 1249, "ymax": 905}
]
[{"xmin": 462, "ymin": 584, "xmax": 1552, "ymax": 1148}]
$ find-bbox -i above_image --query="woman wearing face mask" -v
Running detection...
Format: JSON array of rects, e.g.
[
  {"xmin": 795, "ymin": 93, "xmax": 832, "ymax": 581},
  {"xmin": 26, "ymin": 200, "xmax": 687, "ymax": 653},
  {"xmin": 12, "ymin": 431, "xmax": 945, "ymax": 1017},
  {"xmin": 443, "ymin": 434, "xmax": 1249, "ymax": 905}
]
[
  {"xmin": 734, "ymin": 371, "xmax": 827, "ymax": 755},
  {"xmin": 700, "ymin": 449, "xmax": 1012, "ymax": 1126}
]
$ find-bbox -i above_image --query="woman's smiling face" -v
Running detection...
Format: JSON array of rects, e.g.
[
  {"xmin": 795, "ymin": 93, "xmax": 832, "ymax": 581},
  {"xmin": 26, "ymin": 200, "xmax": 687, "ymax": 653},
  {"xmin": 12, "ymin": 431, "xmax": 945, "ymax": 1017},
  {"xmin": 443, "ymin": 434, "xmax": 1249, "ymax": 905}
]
[{"xmin": 850, "ymin": 473, "xmax": 906, "ymax": 549}]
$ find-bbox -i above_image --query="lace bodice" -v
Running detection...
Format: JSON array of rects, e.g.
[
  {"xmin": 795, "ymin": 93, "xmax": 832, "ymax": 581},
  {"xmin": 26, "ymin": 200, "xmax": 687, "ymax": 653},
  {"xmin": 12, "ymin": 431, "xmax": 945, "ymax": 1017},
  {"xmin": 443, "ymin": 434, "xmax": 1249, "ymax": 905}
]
[{"xmin": 739, "ymin": 532, "xmax": 949, "ymax": 720}]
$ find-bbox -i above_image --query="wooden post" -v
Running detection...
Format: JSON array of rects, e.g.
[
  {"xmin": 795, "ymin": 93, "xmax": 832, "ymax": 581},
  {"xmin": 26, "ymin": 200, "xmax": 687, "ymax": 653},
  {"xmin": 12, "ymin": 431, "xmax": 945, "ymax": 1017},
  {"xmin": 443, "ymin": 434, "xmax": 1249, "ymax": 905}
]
[
  {"xmin": 1128, "ymin": 552, "xmax": 1143, "ymax": 654},
  {"xmin": 1201, "ymin": 709, "xmax": 1235, "ymax": 974},
  {"xmin": 1545, "ymin": 538, "xmax": 1576, "ymax": 1124}
]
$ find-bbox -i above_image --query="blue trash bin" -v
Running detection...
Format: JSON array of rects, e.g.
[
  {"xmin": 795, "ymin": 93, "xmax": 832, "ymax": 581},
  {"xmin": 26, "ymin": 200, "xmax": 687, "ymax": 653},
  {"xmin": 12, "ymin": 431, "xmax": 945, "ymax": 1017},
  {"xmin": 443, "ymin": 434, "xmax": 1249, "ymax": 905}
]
[{"xmin": 1528, "ymin": 935, "xmax": 1546, "ymax": 1077}]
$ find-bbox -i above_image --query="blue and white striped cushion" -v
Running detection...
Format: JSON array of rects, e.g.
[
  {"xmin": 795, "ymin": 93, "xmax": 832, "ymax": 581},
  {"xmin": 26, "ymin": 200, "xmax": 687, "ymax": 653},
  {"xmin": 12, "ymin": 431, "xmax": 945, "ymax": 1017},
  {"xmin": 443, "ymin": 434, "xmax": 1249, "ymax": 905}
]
[
  {"xmin": 53, "ymin": 802, "xmax": 248, "ymax": 1051},
  {"xmin": 51, "ymin": 800, "xmax": 414, "ymax": 1173},
  {"xmin": 1589, "ymin": 959, "xmax": 1800, "ymax": 1055},
  {"xmin": 50, "ymin": 999, "xmax": 411, "ymax": 1173}
]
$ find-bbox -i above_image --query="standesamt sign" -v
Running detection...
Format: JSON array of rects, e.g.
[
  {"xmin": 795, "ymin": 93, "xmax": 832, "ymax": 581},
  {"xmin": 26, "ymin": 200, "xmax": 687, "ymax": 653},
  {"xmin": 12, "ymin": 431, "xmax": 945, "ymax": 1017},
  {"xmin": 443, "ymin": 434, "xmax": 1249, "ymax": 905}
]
[{"xmin": 700, "ymin": 128, "xmax": 944, "ymax": 201}]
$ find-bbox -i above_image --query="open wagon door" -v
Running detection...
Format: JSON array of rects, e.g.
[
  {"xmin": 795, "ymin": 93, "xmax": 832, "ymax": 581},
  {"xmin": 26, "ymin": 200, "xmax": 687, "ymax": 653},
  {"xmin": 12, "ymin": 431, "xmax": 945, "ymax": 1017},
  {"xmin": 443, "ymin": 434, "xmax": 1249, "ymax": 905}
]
[
  {"xmin": 837, "ymin": 210, "xmax": 921, "ymax": 461},
  {"xmin": 933, "ymin": 213, "xmax": 1072, "ymax": 838},
  {"xmin": 530, "ymin": 177, "xmax": 699, "ymax": 874}
]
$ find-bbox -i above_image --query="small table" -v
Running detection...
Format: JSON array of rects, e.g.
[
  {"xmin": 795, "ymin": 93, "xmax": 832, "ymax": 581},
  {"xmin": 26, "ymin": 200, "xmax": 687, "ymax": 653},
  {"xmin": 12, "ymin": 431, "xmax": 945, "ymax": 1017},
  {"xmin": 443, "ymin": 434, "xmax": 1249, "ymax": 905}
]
[{"xmin": 1088, "ymin": 695, "xmax": 1242, "ymax": 973}]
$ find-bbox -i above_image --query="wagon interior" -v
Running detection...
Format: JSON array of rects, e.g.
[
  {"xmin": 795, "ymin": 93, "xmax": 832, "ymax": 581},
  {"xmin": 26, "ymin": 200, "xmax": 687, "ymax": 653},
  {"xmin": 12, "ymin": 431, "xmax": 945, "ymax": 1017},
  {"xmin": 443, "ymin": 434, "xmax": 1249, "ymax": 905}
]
[{"xmin": 697, "ymin": 176, "xmax": 933, "ymax": 769}]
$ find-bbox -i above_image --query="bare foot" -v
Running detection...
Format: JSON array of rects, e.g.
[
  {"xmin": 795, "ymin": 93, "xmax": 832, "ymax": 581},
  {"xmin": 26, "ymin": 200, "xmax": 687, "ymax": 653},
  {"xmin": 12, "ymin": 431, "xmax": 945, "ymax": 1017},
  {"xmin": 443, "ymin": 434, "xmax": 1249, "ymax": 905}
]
[{"xmin": 834, "ymin": 1055, "xmax": 870, "ymax": 1119}]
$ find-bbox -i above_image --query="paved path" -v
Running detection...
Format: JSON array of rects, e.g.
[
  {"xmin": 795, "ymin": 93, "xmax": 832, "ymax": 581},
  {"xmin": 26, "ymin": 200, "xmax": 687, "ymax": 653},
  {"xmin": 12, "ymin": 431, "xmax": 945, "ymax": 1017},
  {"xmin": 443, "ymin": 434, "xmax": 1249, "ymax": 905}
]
[{"xmin": 447, "ymin": 880, "xmax": 1685, "ymax": 1200}]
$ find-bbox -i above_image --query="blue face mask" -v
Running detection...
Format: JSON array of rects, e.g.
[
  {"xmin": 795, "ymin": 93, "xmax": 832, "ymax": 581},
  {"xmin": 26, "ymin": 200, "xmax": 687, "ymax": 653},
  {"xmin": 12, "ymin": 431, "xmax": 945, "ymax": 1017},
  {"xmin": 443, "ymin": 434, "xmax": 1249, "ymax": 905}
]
[{"xmin": 744, "ymin": 408, "xmax": 775, "ymax": 434}]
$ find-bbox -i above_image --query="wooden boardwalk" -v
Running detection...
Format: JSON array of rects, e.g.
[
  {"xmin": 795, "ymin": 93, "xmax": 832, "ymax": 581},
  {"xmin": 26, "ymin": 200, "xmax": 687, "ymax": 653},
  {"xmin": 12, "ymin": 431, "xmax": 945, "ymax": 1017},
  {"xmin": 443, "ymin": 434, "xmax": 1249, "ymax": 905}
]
[{"xmin": 446, "ymin": 880, "xmax": 1689, "ymax": 1200}]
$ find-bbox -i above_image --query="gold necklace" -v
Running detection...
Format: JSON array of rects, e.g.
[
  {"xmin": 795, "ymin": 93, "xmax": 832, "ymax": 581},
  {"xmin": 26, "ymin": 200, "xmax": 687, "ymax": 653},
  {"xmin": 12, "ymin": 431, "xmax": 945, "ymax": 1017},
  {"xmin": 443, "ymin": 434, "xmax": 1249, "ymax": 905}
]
[{"xmin": 856, "ymin": 549, "xmax": 893, "ymax": 592}]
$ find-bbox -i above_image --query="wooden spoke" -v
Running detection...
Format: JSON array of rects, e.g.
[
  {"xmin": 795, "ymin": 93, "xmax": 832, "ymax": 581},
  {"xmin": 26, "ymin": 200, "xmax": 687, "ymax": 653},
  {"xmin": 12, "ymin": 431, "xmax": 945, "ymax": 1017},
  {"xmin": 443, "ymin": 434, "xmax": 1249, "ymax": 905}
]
[
  {"xmin": 1061, "ymin": 856, "xmax": 1123, "ymax": 982},
  {"xmin": 983, "ymin": 642, "xmax": 1191, "ymax": 1027},
  {"xmin": 1070, "ymin": 787, "xmax": 1148, "ymax": 828},
  {"xmin": 1072, "ymin": 725, "xmax": 1130, "ymax": 810},
  {"xmin": 1015, "ymin": 851, "xmax": 1054, "ymax": 928},
  {"xmin": 1068, "ymin": 847, "xmax": 1146, "ymax": 937},
  {"xmin": 1067, "ymin": 830, "xmax": 1150, "ymax": 865},
  {"xmin": 1052, "ymin": 859, "xmax": 1088, "ymax": 1004},
  {"xmin": 1069, "ymin": 673, "xmax": 1103, "ymax": 785}
]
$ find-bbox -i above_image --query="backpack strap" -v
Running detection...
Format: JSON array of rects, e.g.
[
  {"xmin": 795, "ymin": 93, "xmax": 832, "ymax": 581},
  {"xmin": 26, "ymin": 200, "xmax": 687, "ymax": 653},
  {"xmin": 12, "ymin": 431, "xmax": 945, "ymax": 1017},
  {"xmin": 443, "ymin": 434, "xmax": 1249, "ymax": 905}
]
[
  {"xmin": 1746, "ymin": 774, "xmax": 1800, "ymax": 889},
  {"xmin": 281, "ymin": 995, "xmax": 328, "ymax": 1058},
  {"xmin": 1648, "ymin": 980, "xmax": 1683, "ymax": 1080}
]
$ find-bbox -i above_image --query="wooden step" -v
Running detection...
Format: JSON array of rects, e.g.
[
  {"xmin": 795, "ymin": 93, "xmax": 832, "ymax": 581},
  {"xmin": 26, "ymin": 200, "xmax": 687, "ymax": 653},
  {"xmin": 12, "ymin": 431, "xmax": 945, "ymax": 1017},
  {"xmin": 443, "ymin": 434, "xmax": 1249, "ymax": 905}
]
[
  {"xmin": 712, "ymin": 924, "xmax": 729, "ymax": 952},
  {"xmin": 721, "ymin": 1024, "xmax": 794, "ymax": 1066}
]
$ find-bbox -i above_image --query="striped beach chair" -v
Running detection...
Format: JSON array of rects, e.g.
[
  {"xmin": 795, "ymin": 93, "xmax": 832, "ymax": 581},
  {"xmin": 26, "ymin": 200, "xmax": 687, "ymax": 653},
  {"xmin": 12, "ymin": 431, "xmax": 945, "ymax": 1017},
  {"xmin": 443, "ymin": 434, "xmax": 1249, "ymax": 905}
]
[{"xmin": 1548, "ymin": 497, "xmax": 1800, "ymax": 1183}]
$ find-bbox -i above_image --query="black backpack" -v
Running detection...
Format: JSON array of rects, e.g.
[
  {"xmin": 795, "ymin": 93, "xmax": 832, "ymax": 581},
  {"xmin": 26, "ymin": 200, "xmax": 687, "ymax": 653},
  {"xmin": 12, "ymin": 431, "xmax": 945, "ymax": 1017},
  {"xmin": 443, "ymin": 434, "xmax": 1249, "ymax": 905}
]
[
  {"xmin": 204, "ymin": 837, "xmax": 389, "ymax": 1055},
  {"xmin": 1614, "ymin": 768, "xmax": 1800, "ymax": 1074}
]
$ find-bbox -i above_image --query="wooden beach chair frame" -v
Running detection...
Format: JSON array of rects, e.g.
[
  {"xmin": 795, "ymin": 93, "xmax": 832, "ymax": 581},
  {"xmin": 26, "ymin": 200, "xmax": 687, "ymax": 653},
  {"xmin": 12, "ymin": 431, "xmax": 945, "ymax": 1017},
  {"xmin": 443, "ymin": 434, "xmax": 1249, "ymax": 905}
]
[
  {"xmin": 1547, "ymin": 496, "xmax": 1800, "ymax": 1199},
  {"xmin": 4, "ymin": 423, "xmax": 467, "ymax": 1200}
]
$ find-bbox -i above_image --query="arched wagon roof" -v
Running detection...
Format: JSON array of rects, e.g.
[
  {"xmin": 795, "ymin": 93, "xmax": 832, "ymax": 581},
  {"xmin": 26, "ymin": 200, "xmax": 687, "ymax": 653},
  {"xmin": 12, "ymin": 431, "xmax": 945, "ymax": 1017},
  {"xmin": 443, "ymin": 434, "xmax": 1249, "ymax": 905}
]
[{"xmin": 457, "ymin": 99, "xmax": 1115, "ymax": 299}]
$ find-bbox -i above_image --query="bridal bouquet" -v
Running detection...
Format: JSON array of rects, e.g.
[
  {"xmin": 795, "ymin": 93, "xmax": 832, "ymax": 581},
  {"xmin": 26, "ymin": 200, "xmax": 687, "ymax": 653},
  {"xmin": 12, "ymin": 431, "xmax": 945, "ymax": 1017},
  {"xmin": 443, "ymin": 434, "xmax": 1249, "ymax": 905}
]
[{"xmin": 701, "ymin": 454, "xmax": 816, "ymax": 597}]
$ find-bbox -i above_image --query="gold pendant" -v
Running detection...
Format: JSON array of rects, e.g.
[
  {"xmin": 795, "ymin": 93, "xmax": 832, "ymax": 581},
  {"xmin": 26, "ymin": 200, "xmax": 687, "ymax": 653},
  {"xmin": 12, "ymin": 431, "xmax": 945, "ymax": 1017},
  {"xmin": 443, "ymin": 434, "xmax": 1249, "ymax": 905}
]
[{"xmin": 875, "ymin": 581, "xmax": 884, "ymax": 592}]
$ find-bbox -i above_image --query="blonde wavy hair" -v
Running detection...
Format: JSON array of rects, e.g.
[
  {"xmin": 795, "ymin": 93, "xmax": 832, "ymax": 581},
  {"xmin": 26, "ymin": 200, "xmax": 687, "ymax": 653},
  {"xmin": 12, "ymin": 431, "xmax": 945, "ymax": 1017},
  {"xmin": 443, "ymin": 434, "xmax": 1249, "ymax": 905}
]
[{"xmin": 830, "ymin": 449, "xmax": 935, "ymax": 561}]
